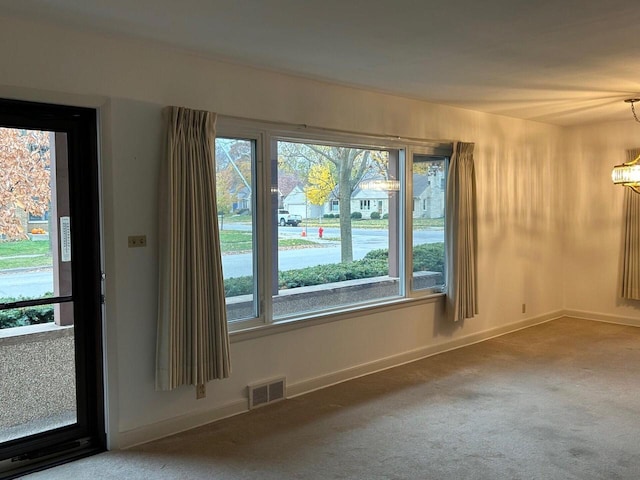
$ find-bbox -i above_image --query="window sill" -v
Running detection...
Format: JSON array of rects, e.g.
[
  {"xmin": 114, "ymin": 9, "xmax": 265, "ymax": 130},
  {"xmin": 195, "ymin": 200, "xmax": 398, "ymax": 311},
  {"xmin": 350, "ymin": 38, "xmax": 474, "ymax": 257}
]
[{"xmin": 229, "ymin": 292, "xmax": 445, "ymax": 343}]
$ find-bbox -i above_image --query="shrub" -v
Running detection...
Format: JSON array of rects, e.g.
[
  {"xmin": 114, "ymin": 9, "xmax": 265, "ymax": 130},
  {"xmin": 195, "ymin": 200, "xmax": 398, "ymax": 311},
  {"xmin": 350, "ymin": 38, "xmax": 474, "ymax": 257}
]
[
  {"xmin": 363, "ymin": 243, "xmax": 445, "ymax": 274},
  {"xmin": 363, "ymin": 248, "xmax": 388, "ymax": 261},
  {"xmin": 323, "ymin": 213, "xmax": 333, "ymax": 218},
  {"xmin": 412, "ymin": 243, "xmax": 445, "ymax": 274},
  {"xmin": 278, "ymin": 258, "xmax": 388, "ymax": 289},
  {"xmin": 223, "ymin": 257, "xmax": 392, "ymax": 296},
  {"xmin": 334, "ymin": 214, "xmax": 339, "ymax": 219},
  {"xmin": 221, "ymin": 243, "xmax": 445, "ymax": 298},
  {"xmin": 370, "ymin": 211, "xmax": 381, "ymax": 220},
  {"xmin": 0, "ymin": 296, "xmax": 54, "ymax": 329},
  {"xmin": 223, "ymin": 276, "xmax": 254, "ymax": 297},
  {"xmin": 350, "ymin": 211, "xmax": 362, "ymax": 219},
  {"xmin": 382, "ymin": 213, "xmax": 389, "ymax": 219}
]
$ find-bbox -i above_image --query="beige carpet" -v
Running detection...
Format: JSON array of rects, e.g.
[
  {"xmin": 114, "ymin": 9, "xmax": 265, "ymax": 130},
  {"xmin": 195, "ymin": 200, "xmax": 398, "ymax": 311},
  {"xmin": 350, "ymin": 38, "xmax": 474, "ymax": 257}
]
[{"xmin": 25, "ymin": 317, "xmax": 640, "ymax": 479}]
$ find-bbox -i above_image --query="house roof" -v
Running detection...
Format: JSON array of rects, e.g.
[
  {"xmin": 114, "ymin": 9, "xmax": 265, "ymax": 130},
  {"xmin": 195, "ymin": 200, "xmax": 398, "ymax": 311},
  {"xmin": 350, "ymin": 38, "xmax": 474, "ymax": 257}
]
[
  {"xmin": 283, "ymin": 186, "xmax": 307, "ymax": 205},
  {"xmin": 6, "ymin": 0, "xmax": 639, "ymax": 126},
  {"xmin": 412, "ymin": 175, "xmax": 431, "ymax": 198},
  {"xmin": 278, "ymin": 174, "xmax": 302, "ymax": 198}
]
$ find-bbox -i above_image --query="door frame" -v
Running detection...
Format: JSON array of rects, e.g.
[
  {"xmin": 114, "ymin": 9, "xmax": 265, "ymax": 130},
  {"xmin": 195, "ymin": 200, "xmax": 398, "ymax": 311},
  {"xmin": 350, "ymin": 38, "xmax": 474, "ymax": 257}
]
[{"xmin": 0, "ymin": 98, "xmax": 105, "ymax": 477}]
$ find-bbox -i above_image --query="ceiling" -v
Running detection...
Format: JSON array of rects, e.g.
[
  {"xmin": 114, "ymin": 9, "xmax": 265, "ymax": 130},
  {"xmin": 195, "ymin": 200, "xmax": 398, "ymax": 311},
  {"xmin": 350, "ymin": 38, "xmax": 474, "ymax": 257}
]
[{"xmin": 2, "ymin": 0, "xmax": 640, "ymax": 126}]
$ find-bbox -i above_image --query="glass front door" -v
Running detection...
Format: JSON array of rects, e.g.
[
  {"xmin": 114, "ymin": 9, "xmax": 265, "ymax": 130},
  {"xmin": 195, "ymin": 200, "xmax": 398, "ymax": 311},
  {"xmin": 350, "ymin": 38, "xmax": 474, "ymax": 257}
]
[{"xmin": 0, "ymin": 100, "xmax": 104, "ymax": 478}]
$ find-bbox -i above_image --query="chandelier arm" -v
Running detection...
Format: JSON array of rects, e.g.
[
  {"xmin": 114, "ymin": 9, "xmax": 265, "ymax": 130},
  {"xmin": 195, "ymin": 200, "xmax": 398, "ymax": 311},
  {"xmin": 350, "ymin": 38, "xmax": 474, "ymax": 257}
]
[
  {"xmin": 632, "ymin": 102, "xmax": 640, "ymax": 123},
  {"xmin": 626, "ymin": 99, "xmax": 640, "ymax": 124}
]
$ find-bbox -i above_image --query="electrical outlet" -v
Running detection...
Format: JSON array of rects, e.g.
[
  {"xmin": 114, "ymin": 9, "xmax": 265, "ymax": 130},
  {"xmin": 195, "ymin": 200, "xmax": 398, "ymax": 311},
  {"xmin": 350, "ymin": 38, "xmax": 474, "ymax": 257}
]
[
  {"xmin": 522, "ymin": 303, "xmax": 526, "ymax": 314},
  {"xmin": 128, "ymin": 235, "xmax": 147, "ymax": 248},
  {"xmin": 196, "ymin": 383, "xmax": 206, "ymax": 399}
]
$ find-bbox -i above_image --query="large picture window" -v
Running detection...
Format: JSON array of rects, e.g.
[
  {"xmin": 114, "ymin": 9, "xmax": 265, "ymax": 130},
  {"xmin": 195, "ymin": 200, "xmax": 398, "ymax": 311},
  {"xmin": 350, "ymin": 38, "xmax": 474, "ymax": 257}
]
[
  {"xmin": 215, "ymin": 120, "xmax": 451, "ymax": 329},
  {"xmin": 272, "ymin": 140, "xmax": 400, "ymax": 318}
]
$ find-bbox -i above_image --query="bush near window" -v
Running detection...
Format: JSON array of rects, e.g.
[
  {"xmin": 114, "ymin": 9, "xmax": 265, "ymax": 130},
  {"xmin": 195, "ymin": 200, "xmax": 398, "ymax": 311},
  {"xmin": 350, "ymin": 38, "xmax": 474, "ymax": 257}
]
[
  {"xmin": 279, "ymin": 257, "xmax": 387, "ymax": 289},
  {"xmin": 0, "ymin": 296, "xmax": 54, "ymax": 329},
  {"xmin": 370, "ymin": 211, "xmax": 381, "ymax": 220},
  {"xmin": 413, "ymin": 243, "xmax": 445, "ymax": 274},
  {"xmin": 350, "ymin": 211, "xmax": 362, "ymax": 219},
  {"xmin": 382, "ymin": 213, "xmax": 389, "ymax": 219},
  {"xmin": 223, "ymin": 242, "xmax": 445, "ymax": 296},
  {"xmin": 223, "ymin": 275, "xmax": 254, "ymax": 297},
  {"xmin": 365, "ymin": 243, "xmax": 445, "ymax": 275}
]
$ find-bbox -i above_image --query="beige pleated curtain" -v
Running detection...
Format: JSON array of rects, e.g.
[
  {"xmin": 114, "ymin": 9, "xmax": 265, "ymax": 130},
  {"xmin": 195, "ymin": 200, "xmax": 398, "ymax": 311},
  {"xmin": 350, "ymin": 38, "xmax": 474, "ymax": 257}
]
[
  {"xmin": 620, "ymin": 148, "xmax": 640, "ymax": 300},
  {"xmin": 156, "ymin": 106, "xmax": 231, "ymax": 391},
  {"xmin": 446, "ymin": 142, "xmax": 478, "ymax": 321}
]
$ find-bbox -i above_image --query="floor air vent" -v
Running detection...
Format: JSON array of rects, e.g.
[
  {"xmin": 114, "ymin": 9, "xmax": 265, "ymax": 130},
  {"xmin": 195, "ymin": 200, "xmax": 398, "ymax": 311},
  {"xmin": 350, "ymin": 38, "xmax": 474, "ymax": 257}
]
[{"xmin": 248, "ymin": 377, "xmax": 286, "ymax": 409}]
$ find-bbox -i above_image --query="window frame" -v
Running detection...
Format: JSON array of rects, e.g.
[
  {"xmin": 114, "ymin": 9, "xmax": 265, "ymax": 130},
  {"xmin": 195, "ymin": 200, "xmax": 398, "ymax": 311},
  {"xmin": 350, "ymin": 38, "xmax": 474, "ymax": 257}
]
[
  {"xmin": 406, "ymin": 149, "xmax": 449, "ymax": 297},
  {"xmin": 216, "ymin": 117, "xmax": 451, "ymax": 332}
]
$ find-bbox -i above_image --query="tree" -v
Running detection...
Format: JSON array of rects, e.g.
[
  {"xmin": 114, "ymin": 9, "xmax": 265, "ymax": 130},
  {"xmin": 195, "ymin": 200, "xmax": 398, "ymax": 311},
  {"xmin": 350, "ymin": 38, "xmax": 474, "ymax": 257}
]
[
  {"xmin": 0, "ymin": 128, "xmax": 51, "ymax": 240},
  {"xmin": 215, "ymin": 166, "xmax": 234, "ymax": 215},
  {"xmin": 279, "ymin": 141, "xmax": 387, "ymax": 263},
  {"xmin": 215, "ymin": 138, "xmax": 252, "ymax": 214},
  {"xmin": 305, "ymin": 163, "xmax": 336, "ymax": 206}
]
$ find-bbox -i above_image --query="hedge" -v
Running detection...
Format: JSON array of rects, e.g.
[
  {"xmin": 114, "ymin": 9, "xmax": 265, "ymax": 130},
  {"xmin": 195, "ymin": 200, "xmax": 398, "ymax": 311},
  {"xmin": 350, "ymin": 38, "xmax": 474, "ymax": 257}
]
[
  {"xmin": 1, "ymin": 243, "xmax": 446, "ymax": 328},
  {"xmin": 364, "ymin": 243, "xmax": 444, "ymax": 274},
  {"xmin": 223, "ymin": 242, "xmax": 444, "ymax": 296},
  {"xmin": 0, "ymin": 295, "xmax": 55, "ymax": 329}
]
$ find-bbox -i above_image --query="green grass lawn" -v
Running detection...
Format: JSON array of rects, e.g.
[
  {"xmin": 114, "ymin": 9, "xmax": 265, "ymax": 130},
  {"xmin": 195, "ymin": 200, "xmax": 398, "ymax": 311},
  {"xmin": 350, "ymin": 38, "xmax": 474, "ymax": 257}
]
[
  {"xmin": 278, "ymin": 238, "xmax": 318, "ymax": 248},
  {"xmin": 0, "ymin": 240, "xmax": 50, "ymax": 256},
  {"xmin": 1, "ymin": 219, "xmax": 439, "ymax": 268},
  {"xmin": 0, "ymin": 234, "xmax": 320, "ymax": 268},
  {"xmin": 219, "ymin": 231, "xmax": 253, "ymax": 252},
  {"xmin": 220, "ymin": 231, "xmax": 317, "ymax": 253},
  {"xmin": 0, "ymin": 240, "xmax": 52, "ymax": 270}
]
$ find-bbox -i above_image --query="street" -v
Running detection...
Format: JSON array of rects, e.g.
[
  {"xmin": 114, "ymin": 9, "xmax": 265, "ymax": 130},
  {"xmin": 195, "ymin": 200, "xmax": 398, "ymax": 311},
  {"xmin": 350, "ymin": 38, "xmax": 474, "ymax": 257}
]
[
  {"xmin": 0, "ymin": 270, "xmax": 54, "ymax": 299},
  {"xmin": 221, "ymin": 225, "xmax": 443, "ymax": 278},
  {"xmin": 0, "ymin": 226, "xmax": 444, "ymax": 297}
]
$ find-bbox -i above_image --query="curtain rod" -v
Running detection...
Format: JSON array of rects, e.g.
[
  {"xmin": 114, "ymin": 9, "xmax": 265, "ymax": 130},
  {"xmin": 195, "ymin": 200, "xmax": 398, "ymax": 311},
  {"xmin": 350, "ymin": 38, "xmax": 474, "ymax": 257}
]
[{"xmin": 217, "ymin": 113, "xmax": 454, "ymax": 147}]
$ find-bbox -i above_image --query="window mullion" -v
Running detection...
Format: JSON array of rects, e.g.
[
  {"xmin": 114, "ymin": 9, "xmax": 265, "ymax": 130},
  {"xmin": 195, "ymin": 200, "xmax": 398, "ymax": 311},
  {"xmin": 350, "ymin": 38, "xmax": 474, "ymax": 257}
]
[{"xmin": 260, "ymin": 133, "xmax": 276, "ymax": 324}]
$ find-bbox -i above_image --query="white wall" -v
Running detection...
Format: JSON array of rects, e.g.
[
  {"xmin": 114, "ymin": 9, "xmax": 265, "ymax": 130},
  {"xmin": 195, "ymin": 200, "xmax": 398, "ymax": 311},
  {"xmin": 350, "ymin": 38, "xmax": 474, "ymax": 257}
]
[
  {"xmin": 563, "ymin": 120, "xmax": 640, "ymax": 321},
  {"xmin": 0, "ymin": 15, "xmax": 565, "ymax": 448}
]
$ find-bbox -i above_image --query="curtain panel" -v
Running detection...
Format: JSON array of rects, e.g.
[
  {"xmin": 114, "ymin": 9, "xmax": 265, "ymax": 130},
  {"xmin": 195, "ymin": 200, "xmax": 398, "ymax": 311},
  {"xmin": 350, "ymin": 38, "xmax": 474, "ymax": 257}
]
[
  {"xmin": 620, "ymin": 148, "xmax": 640, "ymax": 300},
  {"xmin": 446, "ymin": 142, "xmax": 478, "ymax": 321},
  {"xmin": 156, "ymin": 106, "xmax": 231, "ymax": 391}
]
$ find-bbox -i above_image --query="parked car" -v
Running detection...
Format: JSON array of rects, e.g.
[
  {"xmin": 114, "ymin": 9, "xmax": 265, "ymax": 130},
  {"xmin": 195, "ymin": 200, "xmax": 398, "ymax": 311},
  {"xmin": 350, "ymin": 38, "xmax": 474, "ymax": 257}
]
[{"xmin": 278, "ymin": 209, "xmax": 302, "ymax": 226}]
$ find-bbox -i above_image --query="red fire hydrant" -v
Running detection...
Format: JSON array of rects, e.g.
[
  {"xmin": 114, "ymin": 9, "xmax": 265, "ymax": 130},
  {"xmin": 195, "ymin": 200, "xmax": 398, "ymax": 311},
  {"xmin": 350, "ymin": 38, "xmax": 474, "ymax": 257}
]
[{"xmin": 318, "ymin": 227, "xmax": 324, "ymax": 239}]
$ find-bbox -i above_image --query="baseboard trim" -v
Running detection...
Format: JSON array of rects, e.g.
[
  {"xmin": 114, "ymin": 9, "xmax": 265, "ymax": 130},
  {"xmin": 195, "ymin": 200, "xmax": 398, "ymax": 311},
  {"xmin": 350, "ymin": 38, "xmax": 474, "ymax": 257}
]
[
  {"xmin": 116, "ymin": 310, "xmax": 569, "ymax": 449},
  {"xmin": 115, "ymin": 399, "xmax": 247, "ymax": 450},
  {"xmin": 287, "ymin": 310, "xmax": 563, "ymax": 398},
  {"xmin": 563, "ymin": 309, "xmax": 640, "ymax": 328}
]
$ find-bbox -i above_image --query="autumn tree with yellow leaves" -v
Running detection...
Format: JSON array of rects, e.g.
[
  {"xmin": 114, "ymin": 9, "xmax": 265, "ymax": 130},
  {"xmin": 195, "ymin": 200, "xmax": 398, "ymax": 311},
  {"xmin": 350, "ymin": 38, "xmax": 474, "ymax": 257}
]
[{"xmin": 304, "ymin": 163, "xmax": 336, "ymax": 206}]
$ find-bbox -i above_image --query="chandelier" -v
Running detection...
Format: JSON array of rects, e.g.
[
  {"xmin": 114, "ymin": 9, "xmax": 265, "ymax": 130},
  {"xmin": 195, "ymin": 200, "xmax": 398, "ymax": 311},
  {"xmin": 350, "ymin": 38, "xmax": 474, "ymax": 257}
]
[{"xmin": 612, "ymin": 98, "xmax": 640, "ymax": 193}]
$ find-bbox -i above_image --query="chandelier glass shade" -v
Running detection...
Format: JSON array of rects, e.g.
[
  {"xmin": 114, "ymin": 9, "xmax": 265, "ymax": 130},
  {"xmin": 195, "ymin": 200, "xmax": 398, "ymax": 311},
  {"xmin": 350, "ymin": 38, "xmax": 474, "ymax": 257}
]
[
  {"xmin": 614, "ymin": 98, "xmax": 640, "ymax": 194},
  {"xmin": 612, "ymin": 154, "xmax": 640, "ymax": 193}
]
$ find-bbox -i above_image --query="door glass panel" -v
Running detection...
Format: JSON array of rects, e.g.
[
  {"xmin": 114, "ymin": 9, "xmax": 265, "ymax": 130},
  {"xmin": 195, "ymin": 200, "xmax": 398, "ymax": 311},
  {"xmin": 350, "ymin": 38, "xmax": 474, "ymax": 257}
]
[
  {"xmin": 0, "ymin": 128, "xmax": 76, "ymax": 443},
  {"xmin": 0, "ymin": 302, "xmax": 76, "ymax": 443},
  {"xmin": 412, "ymin": 154, "xmax": 446, "ymax": 292}
]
